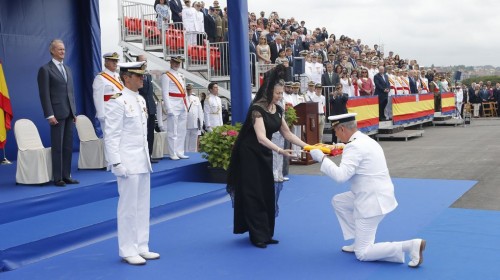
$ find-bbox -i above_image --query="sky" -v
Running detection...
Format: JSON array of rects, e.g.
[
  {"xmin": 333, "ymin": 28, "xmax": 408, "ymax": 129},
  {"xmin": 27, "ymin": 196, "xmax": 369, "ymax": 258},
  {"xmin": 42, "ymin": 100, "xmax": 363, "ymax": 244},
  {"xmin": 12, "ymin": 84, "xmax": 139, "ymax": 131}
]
[{"xmin": 100, "ymin": 0, "xmax": 500, "ymax": 67}]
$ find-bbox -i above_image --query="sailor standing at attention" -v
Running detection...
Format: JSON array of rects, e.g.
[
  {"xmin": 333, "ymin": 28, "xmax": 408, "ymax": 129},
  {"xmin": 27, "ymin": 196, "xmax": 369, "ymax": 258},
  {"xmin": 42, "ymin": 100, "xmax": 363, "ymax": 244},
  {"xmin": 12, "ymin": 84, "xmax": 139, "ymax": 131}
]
[
  {"xmin": 92, "ymin": 52, "xmax": 123, "ymax": 137},
  {"xmin": 161, "ymin": 56, "xmax": 189, "ymax": 160},
  {"xmin": 104, "ymin": 61, "xmax": 159, "ymax": 265}
]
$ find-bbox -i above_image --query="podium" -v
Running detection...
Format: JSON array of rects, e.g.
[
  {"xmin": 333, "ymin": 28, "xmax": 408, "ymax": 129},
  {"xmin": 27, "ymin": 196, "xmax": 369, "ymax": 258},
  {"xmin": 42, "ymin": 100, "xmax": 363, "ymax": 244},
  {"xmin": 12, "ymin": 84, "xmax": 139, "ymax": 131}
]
[{"xmin": 291, "ymin": 102, "xmax": 319, "ymax": 165}]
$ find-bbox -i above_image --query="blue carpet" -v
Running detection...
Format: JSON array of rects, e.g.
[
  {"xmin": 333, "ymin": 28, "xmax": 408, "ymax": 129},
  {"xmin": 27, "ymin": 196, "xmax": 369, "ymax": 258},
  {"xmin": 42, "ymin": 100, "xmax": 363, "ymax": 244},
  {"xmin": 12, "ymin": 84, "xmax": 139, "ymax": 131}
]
[{"xmin": 1, "ymin": 176, "xmax": 490, "ymax": 280}]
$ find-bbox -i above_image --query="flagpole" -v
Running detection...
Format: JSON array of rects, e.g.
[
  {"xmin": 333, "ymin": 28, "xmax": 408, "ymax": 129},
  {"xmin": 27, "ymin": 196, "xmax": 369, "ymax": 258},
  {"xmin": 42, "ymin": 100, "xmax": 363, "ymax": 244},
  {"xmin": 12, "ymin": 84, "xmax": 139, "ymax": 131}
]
[{"xmin": 1, "ymin": 148, "xmax": 11, "ymax": 164}]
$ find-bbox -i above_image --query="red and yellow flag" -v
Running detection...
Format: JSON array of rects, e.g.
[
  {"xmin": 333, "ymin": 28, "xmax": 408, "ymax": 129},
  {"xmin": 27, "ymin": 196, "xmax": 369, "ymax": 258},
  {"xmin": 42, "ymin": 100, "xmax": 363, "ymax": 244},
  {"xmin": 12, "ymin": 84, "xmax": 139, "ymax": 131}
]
[{"xmin": 0, "ymin": 62, "xmax": 13, "ymax": 149}]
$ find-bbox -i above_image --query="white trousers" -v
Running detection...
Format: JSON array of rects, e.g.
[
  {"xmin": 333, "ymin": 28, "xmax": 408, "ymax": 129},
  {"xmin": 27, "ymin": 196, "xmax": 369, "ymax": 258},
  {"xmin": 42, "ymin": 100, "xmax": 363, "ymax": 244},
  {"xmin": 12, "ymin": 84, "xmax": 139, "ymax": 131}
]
[
  {"xmin": 184, "ymin": 128, "xmax": 199, "ymax": 152},
  {"xmin": 291, "ymin": 125, "xmax": 302, "ymax": 152},
  {"xmin": 117, "ymin": 173, "xmax": 151, "ymax": 257},
  {"xmin": 167, "ymin": 111, "xmax": 187, "ymax": 157},
  {"xmin": 318, "ymin": 116, "xmax": 325, "ymax": 143},
  {"xmin": 271, "ymin": 131, "xmax": 284, "ymax": 181},
  {"xmin": 472, "ymin": 103, "xmax": 481, "ymax": 117},
  {"xmin": 385, "ymin": 96, "xmax": 393, "ymax": 119},
  {"xmin": 332, "ymin": 191, "xmax": 405, "ymax": 263}
]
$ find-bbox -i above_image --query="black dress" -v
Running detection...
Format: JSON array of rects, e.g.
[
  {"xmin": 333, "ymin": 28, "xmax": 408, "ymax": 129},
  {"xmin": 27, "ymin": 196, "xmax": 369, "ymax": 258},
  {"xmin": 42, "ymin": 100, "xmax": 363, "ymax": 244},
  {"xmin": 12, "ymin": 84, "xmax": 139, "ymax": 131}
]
[{"xmin": 227, "ymin": 104, "xmax": 283, "ymax": 244}]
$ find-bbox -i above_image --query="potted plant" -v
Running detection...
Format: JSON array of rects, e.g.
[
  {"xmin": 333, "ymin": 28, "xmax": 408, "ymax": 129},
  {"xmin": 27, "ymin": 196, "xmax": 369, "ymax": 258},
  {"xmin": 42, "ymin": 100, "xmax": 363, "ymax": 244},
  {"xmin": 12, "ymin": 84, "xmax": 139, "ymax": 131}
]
[
  {"xmin": 284, "ymin": 103, "xmax": 298, "ymax": 127},
  {"xmin": 199, "ymin": 123, "xmax": 242, "ymax": 182}
]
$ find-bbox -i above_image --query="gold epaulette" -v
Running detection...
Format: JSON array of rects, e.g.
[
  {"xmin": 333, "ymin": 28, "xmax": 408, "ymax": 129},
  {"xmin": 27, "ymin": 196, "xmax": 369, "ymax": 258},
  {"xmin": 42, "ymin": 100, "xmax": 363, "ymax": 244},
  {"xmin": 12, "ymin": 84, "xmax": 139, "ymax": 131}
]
[{"xmin": 110, "ymin": 93, "xmax": 122, "ymax": 99}]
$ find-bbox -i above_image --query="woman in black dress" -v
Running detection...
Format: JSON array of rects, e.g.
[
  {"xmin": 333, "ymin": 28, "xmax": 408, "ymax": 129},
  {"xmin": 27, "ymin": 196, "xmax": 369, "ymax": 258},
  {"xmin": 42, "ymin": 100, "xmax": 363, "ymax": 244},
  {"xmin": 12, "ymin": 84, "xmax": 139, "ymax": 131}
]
[{"xmin": 227, "ymin": 65, "xmax": 308, "ymax": 248}]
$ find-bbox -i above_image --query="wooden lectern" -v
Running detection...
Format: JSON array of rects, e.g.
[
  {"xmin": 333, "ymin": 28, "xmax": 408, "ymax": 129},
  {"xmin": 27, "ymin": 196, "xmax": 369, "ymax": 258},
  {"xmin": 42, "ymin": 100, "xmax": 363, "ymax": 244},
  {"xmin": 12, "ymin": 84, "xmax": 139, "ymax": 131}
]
[{"xmin": 291, "ymin": 102, "xmax": 319, "ymax": 165}]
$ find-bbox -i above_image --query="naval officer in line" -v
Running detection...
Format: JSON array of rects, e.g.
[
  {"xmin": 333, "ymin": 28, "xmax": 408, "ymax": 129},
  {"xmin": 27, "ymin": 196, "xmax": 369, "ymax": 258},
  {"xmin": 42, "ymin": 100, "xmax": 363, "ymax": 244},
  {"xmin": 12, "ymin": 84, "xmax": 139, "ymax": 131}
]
[
  {"xmin": 92, "ymin": 52, "xmax": 123, "ymax": 136},
  {"xmin": 185, "ymin": 83, "xmax": 204, "ymax": 152},
  {"xmin": 104, "ymin": 61, "xmax": 160, "ymax": 265},
  {"xmin": 161, "ymin": 56, "xmax": 190, "ymax": 160}
]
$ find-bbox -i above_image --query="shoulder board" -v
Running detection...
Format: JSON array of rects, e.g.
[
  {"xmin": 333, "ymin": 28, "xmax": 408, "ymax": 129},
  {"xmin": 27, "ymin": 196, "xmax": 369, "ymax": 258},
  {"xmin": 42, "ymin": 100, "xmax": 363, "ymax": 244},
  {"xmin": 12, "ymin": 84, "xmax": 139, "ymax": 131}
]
[{"xmin": 110, "ymin": 93, "xmax": 123, "ymax": 99}]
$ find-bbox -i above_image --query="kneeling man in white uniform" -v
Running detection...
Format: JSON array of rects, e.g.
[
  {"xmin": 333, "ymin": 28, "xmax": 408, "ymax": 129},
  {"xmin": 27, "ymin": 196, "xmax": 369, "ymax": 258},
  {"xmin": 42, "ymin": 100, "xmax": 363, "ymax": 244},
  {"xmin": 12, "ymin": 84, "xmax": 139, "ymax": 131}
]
[
  {"xmin": 309, "ymin": 113, "xmax": 426, "ymax": 268},
  {"xmin": 104, "ymin": 61, "xmax": 160, "ymax": 265}
]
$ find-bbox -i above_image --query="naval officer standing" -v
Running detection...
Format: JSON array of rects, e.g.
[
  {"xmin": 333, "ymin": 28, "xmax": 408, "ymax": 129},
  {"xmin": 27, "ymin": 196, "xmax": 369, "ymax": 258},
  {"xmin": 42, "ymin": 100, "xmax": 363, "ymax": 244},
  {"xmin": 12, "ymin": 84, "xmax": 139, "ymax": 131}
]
[
  {"xmin": 92, "ymin": 52, "xmax": 123, "ymax": 136},
  {"xmin": 104, "ymin": 61, "xmax": 160, "ymax": 265},
  {"xmin": 161, "ymin": 56, "xmax": 189, "ymax": 160}
]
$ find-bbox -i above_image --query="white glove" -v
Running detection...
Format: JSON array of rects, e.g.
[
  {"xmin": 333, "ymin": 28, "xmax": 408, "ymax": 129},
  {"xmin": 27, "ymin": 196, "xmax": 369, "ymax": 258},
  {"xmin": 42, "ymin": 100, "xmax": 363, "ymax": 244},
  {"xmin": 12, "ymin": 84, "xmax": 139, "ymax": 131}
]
[
  {"xmin": 112, "ymin": 164, "xmax": 128, "ymax": 178},
  {"xmin": 310, "ymin": 149, "xmax": 325, "ymax": 163}
]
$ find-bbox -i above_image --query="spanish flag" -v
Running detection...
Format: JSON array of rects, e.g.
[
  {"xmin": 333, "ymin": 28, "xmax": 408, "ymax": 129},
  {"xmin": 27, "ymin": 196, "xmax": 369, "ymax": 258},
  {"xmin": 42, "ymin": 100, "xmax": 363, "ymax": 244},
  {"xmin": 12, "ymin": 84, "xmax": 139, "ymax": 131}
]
[{"xmin": 0, "ymin": 62, "xmax": 13, "ymax": 149}]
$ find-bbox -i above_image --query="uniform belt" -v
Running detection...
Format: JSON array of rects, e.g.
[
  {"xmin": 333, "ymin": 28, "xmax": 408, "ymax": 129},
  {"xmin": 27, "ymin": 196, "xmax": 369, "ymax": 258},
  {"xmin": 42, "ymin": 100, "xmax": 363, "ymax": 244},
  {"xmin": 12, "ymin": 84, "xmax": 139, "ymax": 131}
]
[
  {"xmin": 169, "ymin": 92, "xmax": 185, "ymax": 97},
  {"xmin": 319, "ymin": 113, "xmax": 325, "ymax": 115}
]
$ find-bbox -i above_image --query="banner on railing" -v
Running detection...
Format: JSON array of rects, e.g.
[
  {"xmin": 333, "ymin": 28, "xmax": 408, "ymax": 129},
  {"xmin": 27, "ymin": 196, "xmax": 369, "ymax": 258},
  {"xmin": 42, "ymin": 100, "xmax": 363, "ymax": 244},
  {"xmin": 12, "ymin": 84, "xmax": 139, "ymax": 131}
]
[
  {"xmin": 392, "ymin": 93, "xmax": 434, "ymax": 125},
  {"xmin": 441, "ymin": 92, "xmax": 456, "ymax": 116},
  {"xmin": 346, "ymin": 96, "xmax": 379, "ymax": 134}
]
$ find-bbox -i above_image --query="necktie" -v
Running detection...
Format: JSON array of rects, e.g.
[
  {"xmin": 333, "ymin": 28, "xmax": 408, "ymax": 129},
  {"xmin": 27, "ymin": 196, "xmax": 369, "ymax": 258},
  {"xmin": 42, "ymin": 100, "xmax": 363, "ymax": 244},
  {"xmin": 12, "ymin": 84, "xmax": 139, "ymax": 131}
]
[{"xmin": 59, "ymin": 63, "xmax": 67, "ymax": 82}]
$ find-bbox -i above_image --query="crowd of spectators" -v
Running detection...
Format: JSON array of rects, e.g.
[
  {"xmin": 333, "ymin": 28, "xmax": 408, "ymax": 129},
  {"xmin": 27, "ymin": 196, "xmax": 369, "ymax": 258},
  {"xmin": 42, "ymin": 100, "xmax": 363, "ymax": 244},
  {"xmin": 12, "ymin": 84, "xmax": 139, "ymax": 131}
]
[{"xmin": 154, "ymin": 2, "xmax": 500, "ymax": 118}]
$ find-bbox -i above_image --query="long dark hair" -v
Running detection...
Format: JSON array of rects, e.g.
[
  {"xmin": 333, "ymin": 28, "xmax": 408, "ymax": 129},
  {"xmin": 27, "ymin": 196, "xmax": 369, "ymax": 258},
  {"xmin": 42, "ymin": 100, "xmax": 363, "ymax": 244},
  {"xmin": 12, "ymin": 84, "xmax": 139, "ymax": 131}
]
[{"xmin": 252, "ymin": 64, "xmax": 287, "ymax": 106}]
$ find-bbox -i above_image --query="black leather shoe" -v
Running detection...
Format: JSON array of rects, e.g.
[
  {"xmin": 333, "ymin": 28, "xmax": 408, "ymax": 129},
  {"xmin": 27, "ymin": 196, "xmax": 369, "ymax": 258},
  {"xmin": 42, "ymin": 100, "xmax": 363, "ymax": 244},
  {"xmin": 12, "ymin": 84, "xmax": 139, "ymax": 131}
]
[
  {"xmin": 63, "ymin": 178, "xmax": 79, "ymax": 184},
  {"xmin": 252, "ymin": 242, "xmax": 267, "ymax": 249},
  {"xmin": 54, "ymin": 180, "xmax": 66, "ymax": 187},
  {"xmin": 150, "ymin": 159, "xmax": 160, "ymax": 164},
  {"xmin": 266, "ymin": 239, "xmax": 279, "ymax": 245}
]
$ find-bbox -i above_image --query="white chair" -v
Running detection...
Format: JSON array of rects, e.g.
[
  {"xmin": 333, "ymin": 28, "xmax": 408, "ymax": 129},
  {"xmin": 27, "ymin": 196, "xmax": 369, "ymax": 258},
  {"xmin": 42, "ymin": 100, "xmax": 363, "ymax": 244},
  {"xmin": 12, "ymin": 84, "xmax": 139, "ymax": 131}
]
[
  {"xmin": 75, "ymin": 115, "xmax": 106, "ymax": 169},
  {"xmin": 14, "ymin": 119, "xmax": 52, "ymax": 185},
  {"xmin": 152, "ymin": 131, "xmax": 167, "ymax": 159}
]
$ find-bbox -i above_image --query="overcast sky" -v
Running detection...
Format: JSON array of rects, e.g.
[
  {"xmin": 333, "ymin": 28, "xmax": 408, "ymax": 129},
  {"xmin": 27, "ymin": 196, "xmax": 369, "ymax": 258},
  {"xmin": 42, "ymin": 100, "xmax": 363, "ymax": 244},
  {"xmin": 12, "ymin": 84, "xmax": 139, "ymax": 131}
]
[{"xmin": 100, "ymin": 0, "xmax": 499, "ymax": 67}]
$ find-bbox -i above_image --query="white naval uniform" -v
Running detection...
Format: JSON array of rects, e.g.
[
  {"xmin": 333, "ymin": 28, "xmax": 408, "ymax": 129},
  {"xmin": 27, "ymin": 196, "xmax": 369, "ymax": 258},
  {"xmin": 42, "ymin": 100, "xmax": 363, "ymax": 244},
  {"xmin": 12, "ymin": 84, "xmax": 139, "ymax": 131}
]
[
  {"xmin": 291, "ymin": 93, "xmax": 305, "ymax": 152},
  {"xmin": 319, "ymin": 131, "xmax": 412, "ymax": 263},
  {"xmin": 204, "ymin": 93, "xmax": 223, "ymax": 131},
  {"xmin": 385, "ymin": 74, "xmax": 397, "ymax": 119},
  {"xmin": 271, "ymin": 100, "xmax": 285, "ymax": 181},
  {"xmin": 161, "ymin": 70, "xmax": 188, "ymax": 158},
  {"xmin": 401, "ymin": 76, "xmax": 410, "ymax": 95},
  {"xmin": 182, "ymin": 6, "xmax": 197, "ymax": 46},
  {"xmin": 92, "ymin": 68, "xmax": 123, "ymax": 132},
  {"xmin": 185, "ymin": 93, "xmax": 204, "ymax": 152},
  {"xmin": 104, "ymin": 87, "xmax": 152, "ymax": 258},
  {"xmin": 419, "ymin": 77, "xmax": 429, "ymax": 94}
]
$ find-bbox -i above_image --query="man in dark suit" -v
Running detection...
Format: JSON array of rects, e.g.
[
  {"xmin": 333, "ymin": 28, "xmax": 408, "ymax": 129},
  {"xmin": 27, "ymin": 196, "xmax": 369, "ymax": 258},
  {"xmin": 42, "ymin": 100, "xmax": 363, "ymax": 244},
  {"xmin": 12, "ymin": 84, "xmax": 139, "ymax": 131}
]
[
  {"xmin": 249, "ymin": 30, "xmax": 257, "ymax": 85},
  {"xmin": 169, "ymin": 0, "xmax": 183, "ymax": 25},
  {"xmin": 374, "ymin": 66, "xmax": 391, "ymax": 121},
  {"xmin": 37, "ymin": 39, "xmax": 79, "ymax": 187},
  {"xmin": 269, "ymin": 35, "xmax": 284, "ymax": 63},
  {"xmin": 321, "ymin": 63, "xmax": 339, "ymax": 89},
  {"xmin": 204, "ymin": 7, "xmax": 216, "ymax": 42},
  {"xmin": 409, "ymin": 70, "xmax": 418, "ymax": 94},
  {"xmin": 137, "ymin": 55, "xmax": 159, "ymax": 163}
]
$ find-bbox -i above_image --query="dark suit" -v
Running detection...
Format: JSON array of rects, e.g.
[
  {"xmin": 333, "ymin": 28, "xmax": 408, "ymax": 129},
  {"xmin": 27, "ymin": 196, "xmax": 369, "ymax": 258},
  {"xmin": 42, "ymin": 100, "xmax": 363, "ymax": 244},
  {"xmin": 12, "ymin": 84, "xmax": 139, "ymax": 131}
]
[
  {"xmin": 38, "ymin": 60, "xmax": 77, "ymax": 182},
  {"xmin": 169, "ymin": 0, "xmax": 183, "ymax": 23},
  {"xmin": 269, "ymin": 41, "xmax": 283, "ymax": 64},
  {"xmin": 409, "ymin": 77, "xmax": 418, "ymax": 94},
  {"xmin": 138, "ymin": 73, "xmax": 157, "ymax": 157},
  {"xmin": 374, "ymin": 73, "xmax": 391, "ymax": 120},
  {"xmin": 204, "ymin": 13, "xmax": 216, "ymax": 42}
]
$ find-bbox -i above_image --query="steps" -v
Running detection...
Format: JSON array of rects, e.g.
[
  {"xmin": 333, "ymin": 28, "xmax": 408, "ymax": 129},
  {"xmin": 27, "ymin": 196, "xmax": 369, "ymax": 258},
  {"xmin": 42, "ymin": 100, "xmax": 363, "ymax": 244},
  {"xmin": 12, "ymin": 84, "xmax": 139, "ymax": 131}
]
[{"xmin": 0, "ymin": 155, "xmax": 228, "ymax": 272}]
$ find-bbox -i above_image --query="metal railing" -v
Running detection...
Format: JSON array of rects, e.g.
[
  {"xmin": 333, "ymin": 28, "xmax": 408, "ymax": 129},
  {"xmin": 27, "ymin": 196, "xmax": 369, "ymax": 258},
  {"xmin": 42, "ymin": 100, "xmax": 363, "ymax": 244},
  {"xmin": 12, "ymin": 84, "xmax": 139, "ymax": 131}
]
[
  {"xmin": 121, "ymin": 1, "xmax": 148, "ymax": 41},
  {"xmin": 162, "ymin": 22, "xmax": 186, "ymax": 59},
  {"xmin": 208, "ymin": 41, "xmax": 230, "ymax": 81},
  {"xmin": 142, "ymin": 13, "xmax": 161, "ymax": 51},
  {"xmin": 184, "ymin": 31, "xmax": 209, "ymax": 71}
]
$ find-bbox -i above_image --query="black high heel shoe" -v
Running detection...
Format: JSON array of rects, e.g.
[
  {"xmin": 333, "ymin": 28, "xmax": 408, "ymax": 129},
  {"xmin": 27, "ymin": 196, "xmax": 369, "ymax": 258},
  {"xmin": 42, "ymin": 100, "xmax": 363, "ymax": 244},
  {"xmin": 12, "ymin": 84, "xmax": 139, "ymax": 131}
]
[
  {"xmin": 252, "ymin": 242, "xmax": 267, "ymax": 248},
  {"xmin": 265, "ymin": 239, "xmax": 279, "ymax": 245}
]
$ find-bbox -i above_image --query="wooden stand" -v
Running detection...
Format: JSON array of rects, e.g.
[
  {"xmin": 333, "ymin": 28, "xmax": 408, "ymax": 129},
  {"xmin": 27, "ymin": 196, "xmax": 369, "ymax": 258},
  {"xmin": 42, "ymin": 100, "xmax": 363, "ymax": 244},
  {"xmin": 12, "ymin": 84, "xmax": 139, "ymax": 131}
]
[{"xmin": 291, "ymin": 102, "xmax": 318, "ymax": 165}]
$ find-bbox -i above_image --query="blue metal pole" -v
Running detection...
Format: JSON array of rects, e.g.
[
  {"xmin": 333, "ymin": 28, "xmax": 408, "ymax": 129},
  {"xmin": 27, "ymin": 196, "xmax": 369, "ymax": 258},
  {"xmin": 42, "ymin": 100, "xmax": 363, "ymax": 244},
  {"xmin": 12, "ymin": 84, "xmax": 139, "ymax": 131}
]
[{"xmin": 227, "ymin": 0, "xmax": 250, "ymax": 124}]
